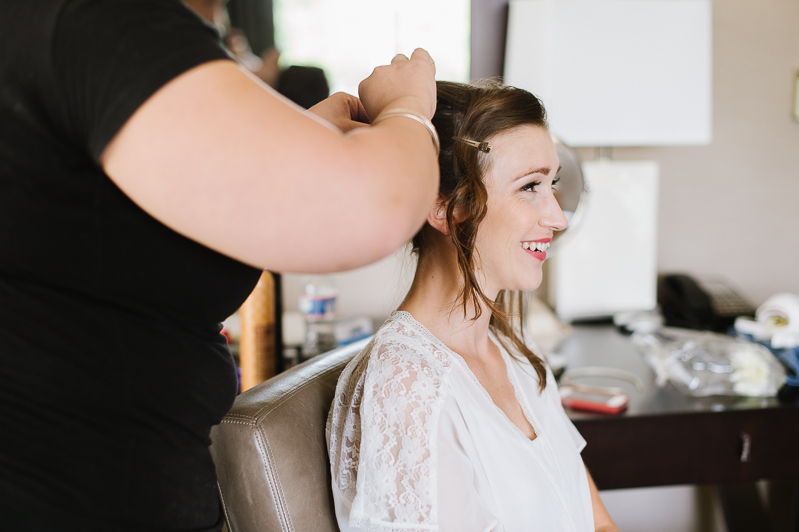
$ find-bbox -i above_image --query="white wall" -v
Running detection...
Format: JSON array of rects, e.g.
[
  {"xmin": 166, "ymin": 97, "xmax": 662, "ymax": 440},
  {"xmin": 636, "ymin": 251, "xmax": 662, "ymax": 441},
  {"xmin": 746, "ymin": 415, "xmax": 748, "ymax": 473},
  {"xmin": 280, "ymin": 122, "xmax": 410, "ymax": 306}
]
[
  {"xmin": 600, "ymin": 484, "xmax": 724, "ymax": 532},
  {"xmin": 573, "ymin": 0, "xmax": 799, "ymax": 308},
  {"xmin": 282, "ymin": 246, "xmax": 416, "ymax": 323}
]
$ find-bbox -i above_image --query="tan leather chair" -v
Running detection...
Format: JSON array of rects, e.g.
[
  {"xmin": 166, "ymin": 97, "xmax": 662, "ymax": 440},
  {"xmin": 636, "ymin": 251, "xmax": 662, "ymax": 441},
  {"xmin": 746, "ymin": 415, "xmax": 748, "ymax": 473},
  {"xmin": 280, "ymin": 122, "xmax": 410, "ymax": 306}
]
[{"xmin": 210, "ymin": 338, "xmax": 369, "ymax": 532}]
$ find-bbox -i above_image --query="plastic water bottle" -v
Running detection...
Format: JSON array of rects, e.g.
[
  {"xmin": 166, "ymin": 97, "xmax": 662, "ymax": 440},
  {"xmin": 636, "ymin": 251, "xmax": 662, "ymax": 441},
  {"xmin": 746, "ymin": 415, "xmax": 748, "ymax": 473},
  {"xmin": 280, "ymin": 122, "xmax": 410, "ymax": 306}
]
[{"xmin": 298, "ymin": 275, "xmax": 338, "ymax": 359}]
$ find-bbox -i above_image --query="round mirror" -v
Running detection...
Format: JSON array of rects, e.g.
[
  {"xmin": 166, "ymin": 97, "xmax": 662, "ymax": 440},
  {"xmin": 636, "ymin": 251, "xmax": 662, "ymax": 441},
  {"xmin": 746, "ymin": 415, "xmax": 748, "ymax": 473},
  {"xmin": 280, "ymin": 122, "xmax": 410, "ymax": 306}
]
[{"xmin": 550, "ymin": 136, "xmax": 588, "ymax": 253}]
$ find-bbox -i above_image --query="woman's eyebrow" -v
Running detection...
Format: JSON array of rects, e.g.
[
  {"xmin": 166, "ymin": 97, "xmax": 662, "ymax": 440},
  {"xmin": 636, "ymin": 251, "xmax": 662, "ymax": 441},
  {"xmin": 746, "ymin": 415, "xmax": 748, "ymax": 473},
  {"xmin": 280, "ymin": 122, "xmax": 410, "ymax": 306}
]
[{"xmin": 515, "ymin": 165, "xmax": 562, "ymax": 181}]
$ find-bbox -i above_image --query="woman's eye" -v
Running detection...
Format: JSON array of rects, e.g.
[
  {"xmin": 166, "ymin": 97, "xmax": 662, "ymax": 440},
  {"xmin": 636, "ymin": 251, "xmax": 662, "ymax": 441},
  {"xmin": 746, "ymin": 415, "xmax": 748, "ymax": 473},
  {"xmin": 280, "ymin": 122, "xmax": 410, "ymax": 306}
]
[
  {"xmin": 552, "ymin": 177, "xmax": 561, "ymax": 190},
  {"xmin": 521, "ymin": 180, "xmax": 542, "ymax": 192}
]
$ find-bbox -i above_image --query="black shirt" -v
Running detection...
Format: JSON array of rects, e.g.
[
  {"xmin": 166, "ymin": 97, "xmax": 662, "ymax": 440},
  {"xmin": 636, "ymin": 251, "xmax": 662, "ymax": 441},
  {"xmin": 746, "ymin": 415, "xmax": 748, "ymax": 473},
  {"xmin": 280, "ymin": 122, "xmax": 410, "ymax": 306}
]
[{"xmin": 0, "ymin": 1, "xmax": 262, "ymax": 530}]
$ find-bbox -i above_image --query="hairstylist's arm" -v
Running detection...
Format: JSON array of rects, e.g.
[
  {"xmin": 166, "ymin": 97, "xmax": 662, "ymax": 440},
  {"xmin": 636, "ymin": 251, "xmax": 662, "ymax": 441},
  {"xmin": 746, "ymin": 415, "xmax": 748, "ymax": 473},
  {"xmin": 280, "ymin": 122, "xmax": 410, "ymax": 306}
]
[
  {"xmin": 101, "ymin": 49, "xmax": 438, "ymax": 273},
  {"xmin": 586, "ymin": 467, "xmax": 620, "ymax": 532}
]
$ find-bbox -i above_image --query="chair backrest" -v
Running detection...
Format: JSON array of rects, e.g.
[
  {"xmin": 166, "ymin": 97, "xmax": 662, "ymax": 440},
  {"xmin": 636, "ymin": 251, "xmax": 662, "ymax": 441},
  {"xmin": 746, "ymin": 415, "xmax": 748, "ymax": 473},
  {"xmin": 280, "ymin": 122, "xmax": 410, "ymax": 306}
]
[{"xmin": 210, "ymin": 339, "xmax": 368, "ymax": 532}]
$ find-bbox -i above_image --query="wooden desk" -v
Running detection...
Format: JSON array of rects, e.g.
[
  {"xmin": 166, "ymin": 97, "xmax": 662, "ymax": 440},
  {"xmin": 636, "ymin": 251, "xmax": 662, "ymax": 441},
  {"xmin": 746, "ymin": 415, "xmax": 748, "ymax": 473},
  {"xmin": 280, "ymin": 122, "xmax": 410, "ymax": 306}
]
[{"xmin": 558, "ymin": 325, "xmax": 799, "ymax": 531}]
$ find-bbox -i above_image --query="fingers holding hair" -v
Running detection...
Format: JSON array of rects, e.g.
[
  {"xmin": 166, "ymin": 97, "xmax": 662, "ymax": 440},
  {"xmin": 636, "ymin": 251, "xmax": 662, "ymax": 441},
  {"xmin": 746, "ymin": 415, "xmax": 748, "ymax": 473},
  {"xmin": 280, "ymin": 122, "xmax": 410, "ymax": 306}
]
[{"xmin": 358, "ymin": 48, "xmax": 438, "ymax": 120}]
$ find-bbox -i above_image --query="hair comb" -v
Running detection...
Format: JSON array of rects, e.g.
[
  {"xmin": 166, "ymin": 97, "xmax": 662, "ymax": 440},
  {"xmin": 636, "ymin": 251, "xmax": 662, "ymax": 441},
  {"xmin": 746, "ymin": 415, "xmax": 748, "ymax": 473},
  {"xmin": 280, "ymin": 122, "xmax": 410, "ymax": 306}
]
[{"xmin": 453, "ymin": 137, "xmax": 492, "ymax": 153}]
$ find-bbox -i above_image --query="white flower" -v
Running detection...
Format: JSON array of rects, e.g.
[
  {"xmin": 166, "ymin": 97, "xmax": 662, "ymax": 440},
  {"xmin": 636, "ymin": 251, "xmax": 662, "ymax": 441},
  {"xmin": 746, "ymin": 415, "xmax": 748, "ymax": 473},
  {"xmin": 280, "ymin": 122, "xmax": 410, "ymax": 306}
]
[{"xmin": 729, "ymin": 346, "xmax": 774, "ymax": 396}]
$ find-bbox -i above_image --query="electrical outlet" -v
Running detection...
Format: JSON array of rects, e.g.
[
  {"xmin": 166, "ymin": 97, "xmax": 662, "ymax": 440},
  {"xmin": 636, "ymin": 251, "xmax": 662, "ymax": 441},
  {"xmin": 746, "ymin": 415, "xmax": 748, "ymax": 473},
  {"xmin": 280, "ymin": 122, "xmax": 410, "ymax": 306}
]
[{"xmin": 794, "ymin": 69, "xmax": 799, "ymax": 122}]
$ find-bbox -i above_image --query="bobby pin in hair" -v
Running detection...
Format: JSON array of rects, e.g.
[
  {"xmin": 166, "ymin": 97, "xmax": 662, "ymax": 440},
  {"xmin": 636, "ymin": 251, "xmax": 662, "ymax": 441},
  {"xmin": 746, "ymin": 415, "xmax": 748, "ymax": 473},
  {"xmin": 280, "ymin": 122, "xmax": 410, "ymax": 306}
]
[{"xmin": 453, "ymin": 137, "xmax": 492, "ymax": 153}]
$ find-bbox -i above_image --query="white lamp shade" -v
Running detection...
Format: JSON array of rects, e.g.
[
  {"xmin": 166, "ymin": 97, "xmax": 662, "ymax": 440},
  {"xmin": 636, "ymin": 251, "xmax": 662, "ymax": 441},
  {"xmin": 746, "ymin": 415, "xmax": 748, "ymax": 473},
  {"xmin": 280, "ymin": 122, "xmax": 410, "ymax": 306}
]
[
  {"xmin": 505, "ymin": 0, "xmax": 713, "ymax": 147},
  {"xmin": 549, "ymin": 160, "xmax": 660, "ymax": 320}
]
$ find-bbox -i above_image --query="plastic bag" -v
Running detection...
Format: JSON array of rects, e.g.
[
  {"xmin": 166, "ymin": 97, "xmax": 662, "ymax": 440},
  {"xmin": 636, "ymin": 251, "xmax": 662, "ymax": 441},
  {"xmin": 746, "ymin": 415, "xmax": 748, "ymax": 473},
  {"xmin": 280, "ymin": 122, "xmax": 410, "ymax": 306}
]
[{"xmin": 632, "ymin": 327, "xmax": 786, "ymax": 397}]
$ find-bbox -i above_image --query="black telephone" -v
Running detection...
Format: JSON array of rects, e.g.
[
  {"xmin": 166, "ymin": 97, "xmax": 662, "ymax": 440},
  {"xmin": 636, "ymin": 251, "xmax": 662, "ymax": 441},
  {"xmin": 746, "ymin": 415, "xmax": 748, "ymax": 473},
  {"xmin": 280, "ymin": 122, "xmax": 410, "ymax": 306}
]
[{"xmin": 657, "ymin": 274, "xmax": 755, "ymax": 332}]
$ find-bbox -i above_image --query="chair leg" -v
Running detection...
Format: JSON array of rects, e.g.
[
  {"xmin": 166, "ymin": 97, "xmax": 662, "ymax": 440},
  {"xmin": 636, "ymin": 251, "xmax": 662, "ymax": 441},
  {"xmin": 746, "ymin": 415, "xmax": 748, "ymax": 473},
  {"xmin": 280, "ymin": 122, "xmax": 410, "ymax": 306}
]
[{"xmin": 718, "ymin": 482, "xmax": 773, "ymax": 532}]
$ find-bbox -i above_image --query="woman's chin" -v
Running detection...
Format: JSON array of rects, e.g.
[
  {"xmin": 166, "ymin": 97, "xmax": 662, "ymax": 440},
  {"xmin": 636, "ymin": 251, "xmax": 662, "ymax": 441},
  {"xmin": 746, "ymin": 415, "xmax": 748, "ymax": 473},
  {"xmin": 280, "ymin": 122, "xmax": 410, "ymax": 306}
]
[{"xmin": 504, "ymin": 276, "xmax": 543, "ymax": 293}]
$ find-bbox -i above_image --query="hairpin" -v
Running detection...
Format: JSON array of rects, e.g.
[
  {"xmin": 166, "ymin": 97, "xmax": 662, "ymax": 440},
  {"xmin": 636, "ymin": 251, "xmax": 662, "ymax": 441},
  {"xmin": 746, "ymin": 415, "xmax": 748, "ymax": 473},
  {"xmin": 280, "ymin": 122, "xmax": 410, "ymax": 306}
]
[{"xmin": 453, "ymin": 137, "xmax": 492, "ymax": 153}]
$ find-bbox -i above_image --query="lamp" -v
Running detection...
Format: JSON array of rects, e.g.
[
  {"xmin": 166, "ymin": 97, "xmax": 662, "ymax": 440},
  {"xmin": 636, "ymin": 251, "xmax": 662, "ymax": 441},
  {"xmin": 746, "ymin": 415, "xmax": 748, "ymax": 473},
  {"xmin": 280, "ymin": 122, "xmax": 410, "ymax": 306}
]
[
  {"xmin": 504, "ymin": 0, "xmax": 713, "ymax": 320},
  {"xmin": 505, "ymin": 0, "xmax": 712, "ymax": 147}
]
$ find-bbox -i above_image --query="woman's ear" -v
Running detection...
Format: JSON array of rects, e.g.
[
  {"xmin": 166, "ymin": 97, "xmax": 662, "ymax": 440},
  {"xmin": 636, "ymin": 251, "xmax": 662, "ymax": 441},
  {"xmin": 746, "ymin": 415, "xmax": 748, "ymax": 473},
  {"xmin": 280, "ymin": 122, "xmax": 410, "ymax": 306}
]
[{"xmin": 427, "ymin": 196, "xmax": 451, "ymax": 236}]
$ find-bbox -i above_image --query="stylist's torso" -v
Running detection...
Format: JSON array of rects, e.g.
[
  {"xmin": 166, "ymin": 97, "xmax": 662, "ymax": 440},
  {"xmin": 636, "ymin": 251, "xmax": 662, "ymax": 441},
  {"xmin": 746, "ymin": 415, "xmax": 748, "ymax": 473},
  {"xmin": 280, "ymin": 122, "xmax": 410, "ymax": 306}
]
[
  {"xmin": 0, "ymin": 0, "xmax": 440, "ymax": 528},
  {"xmin": 0, "ymin": 1, "xmax": 263, "ymax": 530}
]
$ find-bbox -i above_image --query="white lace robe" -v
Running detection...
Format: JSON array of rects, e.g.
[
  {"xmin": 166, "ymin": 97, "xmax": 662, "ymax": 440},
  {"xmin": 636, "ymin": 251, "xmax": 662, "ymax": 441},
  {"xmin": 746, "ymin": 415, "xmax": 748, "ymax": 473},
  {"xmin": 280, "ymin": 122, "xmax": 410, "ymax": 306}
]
[{"xmin": 326, "ymin": 311, "xmax": 593, "ymax": 532}]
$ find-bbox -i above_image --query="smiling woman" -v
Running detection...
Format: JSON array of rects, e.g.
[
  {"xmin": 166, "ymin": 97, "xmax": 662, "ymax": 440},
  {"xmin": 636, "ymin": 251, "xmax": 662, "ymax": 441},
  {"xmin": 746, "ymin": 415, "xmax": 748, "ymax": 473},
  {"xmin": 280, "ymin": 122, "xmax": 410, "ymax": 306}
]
[{"xmin": 326, "ymin": 80, "xmax": 620, "ymax": 532}]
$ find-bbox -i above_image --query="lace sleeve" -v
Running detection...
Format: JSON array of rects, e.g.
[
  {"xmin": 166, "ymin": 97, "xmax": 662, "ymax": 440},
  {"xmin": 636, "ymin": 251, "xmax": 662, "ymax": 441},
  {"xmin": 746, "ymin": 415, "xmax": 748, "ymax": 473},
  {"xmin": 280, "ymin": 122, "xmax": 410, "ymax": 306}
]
[{"xmin": 328, "ymin": 322, "xmax": 451, "ymax": 532}]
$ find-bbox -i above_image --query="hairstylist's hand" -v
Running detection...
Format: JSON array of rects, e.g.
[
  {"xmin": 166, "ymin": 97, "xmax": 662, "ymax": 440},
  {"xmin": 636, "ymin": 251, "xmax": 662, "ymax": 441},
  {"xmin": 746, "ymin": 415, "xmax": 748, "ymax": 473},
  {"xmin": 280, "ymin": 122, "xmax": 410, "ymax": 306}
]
[
  {"xmin": 307, "ymin": 92, "xmax": 370, "ymax": 133},
  {"xmin": 359, "ymin": 48, "xmax": 437, "ymax": 121}
]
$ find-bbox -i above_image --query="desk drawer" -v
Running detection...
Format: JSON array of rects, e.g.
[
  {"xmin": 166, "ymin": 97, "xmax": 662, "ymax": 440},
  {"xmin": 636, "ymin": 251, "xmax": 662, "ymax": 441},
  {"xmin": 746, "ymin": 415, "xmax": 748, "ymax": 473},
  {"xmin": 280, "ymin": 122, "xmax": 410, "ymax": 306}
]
[{"xmin": 574, "ymin": 407, "xmax": 799, "ymax": 489}]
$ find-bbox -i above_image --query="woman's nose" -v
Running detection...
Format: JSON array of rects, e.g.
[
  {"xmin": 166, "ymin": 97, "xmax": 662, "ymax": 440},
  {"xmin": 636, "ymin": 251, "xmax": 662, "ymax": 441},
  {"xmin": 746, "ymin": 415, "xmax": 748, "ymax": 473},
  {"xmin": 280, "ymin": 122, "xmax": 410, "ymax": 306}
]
[{"xmin": 540, "ymin": 194, "xmax": 569, "ymax": 232}]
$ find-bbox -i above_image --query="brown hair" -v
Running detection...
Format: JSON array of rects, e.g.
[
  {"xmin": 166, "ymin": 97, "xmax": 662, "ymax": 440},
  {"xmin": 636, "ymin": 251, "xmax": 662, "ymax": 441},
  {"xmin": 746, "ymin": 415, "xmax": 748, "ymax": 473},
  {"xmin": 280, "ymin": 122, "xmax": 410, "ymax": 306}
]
[{"xmin": 412, "ymin": 79, "xmax": 549, "ymax": 392}]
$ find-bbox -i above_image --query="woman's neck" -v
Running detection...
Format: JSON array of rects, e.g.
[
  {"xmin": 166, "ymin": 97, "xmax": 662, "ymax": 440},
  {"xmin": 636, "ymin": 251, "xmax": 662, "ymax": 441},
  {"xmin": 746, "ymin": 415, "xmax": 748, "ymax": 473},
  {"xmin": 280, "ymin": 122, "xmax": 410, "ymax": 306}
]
[{"xmin": 398, "ymin": 247, "xmax": 497, "ymax": 361}]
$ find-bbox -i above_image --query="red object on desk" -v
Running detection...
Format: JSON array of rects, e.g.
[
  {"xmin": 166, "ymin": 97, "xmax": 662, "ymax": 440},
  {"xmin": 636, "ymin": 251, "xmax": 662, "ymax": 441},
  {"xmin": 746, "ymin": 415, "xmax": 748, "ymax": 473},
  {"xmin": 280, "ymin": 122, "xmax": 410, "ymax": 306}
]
[{"xmin": 560, "ymin": 385, "xmax": 630, "ymax": 415}]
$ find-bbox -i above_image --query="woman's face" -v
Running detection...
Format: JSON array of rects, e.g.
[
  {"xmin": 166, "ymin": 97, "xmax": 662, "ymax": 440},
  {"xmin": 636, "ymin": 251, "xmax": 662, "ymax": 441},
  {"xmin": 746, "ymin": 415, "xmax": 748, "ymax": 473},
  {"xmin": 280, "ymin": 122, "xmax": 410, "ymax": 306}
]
[{"xmin": 473, "ymin": 125, "xmax": 568, "ymax": 295}]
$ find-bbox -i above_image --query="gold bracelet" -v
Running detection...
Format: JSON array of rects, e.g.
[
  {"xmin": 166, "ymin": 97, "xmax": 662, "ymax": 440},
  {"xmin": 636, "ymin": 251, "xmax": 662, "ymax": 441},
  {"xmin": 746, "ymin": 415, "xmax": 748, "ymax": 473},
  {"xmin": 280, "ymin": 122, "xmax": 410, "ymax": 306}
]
[{"xmin": 371, "ymin": 108, "xmax": 440, "ymax": 156}]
